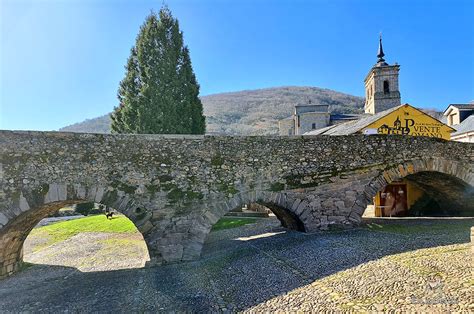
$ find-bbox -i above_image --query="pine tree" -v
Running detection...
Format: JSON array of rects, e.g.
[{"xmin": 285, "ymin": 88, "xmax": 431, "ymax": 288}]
[{"xmin": 111, "ymin": 7, "xmax": 205, "ymax": 134}]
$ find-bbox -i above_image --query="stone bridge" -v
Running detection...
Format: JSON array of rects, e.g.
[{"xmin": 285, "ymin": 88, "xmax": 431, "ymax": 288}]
[{"xmin": 1, "ymin": 130, "xmax": 473, "ymax": 278}]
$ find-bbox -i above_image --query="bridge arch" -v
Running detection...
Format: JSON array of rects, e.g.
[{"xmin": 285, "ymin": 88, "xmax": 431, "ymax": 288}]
[
  {"xmin": 162, "ymin": 190, "xmax": 309, "ymax": 262},
  {"xmin": 0, "ymin": 182, "xmax": 155, "ymax": 279},
  {"xmin": 350, "ymin": 158, "xmax": 474, "ymax": 220}
]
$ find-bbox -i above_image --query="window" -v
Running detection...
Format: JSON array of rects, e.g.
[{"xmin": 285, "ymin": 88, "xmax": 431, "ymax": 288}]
[
  {"xmin": 312, "ymin": 123, "xmax": 316, "ymax": 129},
  {"xmin": 383, "ymin": 80, "xmax": 390, "ymax": 94}
]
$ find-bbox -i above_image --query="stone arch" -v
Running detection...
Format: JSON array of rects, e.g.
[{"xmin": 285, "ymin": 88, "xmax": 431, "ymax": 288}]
[
  {"xmin": 348, "ymin": 157, "xmax": 474, "ymax": 221},
  {"xmin": 0, "ymin": 182, "xmax": 154, "ymax": 279},
  {"xmin": 176, "ymin": 189, "xmax": 309, "ymax": 262}
]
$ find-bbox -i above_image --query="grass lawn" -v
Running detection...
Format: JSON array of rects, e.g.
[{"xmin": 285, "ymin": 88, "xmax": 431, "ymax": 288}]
[
  {"xmin": 28, "ymin": 214, "xmax": 138, "ymax": 251},
  {"xmin": 211, "ymin": 217, "xmax": 258, "ymax": 232}
]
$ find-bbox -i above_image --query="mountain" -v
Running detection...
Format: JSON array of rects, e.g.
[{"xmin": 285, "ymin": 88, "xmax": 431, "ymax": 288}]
[
  {"xmin": 60, "ymin": 114, "xmax": 112, "ymax": 134},
  {"xmin": 59, "ymin": 86, "xmax": 365, "ymax": 135}
]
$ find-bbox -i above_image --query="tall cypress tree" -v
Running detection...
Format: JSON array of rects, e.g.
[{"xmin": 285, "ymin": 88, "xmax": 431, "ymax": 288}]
[{"xmin": 111, "ymin": 7, "xmax": 205, "ymax": 134}]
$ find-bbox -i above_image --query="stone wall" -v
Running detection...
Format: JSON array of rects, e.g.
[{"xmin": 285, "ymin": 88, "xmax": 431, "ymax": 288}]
[
  {"xmin": 373, "ymin": 65, "xmax": 401, "ymax": 113},
  {"xmin": 364, "ymin": 65, "xmax": 401, "ymax": 114},
  {"xmin": 1, "ymin": 130, "xmax": 473, "ymax": 278}
]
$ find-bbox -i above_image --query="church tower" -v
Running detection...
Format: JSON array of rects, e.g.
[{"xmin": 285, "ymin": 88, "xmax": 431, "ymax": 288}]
[{"xmin": 364, "ymin": 35, "xmax": 401, "ymax": 114}]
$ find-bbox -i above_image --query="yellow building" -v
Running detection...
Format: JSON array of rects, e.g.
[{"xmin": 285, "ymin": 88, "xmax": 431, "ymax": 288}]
[
  {"xmin": 305, "ymin": 103, "xmax": 455, "ymax": 139},
  {"xmin": 361, "ymin": 104, "xmax": 454, "ymax": 140}
]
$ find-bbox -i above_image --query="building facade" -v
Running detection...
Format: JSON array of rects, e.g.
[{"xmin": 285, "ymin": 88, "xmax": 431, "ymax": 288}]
[
  {"xmin": 293, "ymin": 104, "xmax": 330, "ymax": 135},
  {"xmin": 278, "ymin": 104, "xmax": 358, "ymax": 136},
  {"xmin": 443, "ymin": 104, "xmax": 474, "ymax": 142},
  {"xmin": 278, "ymin": 103, "xmax": 331, "ymax": 136}
]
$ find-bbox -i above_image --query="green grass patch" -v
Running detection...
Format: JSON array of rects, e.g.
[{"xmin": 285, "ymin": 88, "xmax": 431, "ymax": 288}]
[
  {"xmin": 28, "ymin": 215, "xmax": 138, "ymax": 251},
  {"xmin": 211, "ymin": 217, "xmax": 258, "ymax": 232}
]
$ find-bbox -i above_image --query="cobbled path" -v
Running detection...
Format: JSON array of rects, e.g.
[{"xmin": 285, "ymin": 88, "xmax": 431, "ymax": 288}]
[{"xmin": 0, "ymin": 217, "xmax": 472, "ymax": 312}]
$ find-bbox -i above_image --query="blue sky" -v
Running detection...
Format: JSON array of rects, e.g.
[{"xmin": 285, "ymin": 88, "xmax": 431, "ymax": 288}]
[{"xmin": 1, "ymin": 0, "xmax": 473, "ymax": 131}]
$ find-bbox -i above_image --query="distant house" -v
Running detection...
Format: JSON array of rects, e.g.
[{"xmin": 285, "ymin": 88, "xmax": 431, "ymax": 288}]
[
  {"xmin": 451, "ymin": 116, "xmax": 474, "ymax": 143},
  {"xmin": 443, "ymin": 104, "xmax": 474, "ymax": 142},
  {"xmin": 443, "ymin": 104, "xmax": 474, "ymax": 126}
]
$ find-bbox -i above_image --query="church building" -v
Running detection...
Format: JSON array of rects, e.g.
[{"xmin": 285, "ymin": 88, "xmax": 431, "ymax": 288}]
[
  {"xmin": 279, "ymin": 36, "xmax": 405, "ymax": 136},
  {"xmin": 303, "ymin": 36, "xmax": 454, "ymax": 140}
]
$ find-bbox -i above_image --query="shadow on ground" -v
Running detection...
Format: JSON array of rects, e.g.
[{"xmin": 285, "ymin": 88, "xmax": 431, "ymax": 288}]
[{"xmin": 0, "ymin": 217, "xmax": 472, "ymax": 312}]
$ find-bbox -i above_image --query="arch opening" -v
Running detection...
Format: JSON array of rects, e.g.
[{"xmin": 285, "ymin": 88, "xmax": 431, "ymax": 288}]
[
  {"xmin": 364, "ymin": 171, "xmax": 474, "ymax": 218},
  {"xmin": 258, "ymin": 202, "xmax": 306, "ymax": 232},
  {"xmin": 221, "ymin": 201, "xmax": 306, "ymax": 232},
  {"xmin": 200, "ymin": 197, "xmax": 306, "ymax": 258},
  {"xmin": 383, "ymin": 80, "xmax": 390, "ymax": 94},
  {"xmin": 0, "ymin": 199, "xmax": 150, "ymax": 279}
]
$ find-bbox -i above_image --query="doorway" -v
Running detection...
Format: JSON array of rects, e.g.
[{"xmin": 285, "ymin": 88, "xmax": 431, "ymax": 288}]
[{"xmin": 378, "ymin": 184, "xmax": 408, "ymax": 217}]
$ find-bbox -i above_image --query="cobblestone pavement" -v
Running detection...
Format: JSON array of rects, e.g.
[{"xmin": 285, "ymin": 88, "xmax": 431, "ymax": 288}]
[{"xmin": 0, "ymin": 217, "xmax": 472, "ymax": 312}]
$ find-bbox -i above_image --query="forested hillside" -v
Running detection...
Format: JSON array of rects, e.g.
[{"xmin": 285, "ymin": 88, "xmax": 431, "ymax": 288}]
[{"xmin": 60, "ymin": 86, "xmax": 365, "ymax": 135}]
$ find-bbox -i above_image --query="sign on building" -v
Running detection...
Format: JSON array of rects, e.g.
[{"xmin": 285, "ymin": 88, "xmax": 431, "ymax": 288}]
[{"xmin": 362, "ymin": 104, "xmax": 455, "ymax": 140}]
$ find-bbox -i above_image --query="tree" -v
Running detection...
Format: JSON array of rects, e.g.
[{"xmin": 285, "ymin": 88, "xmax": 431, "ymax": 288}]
[{"xmin": 111, "ymin": 7, "xmax": 205, "ymax": 134}]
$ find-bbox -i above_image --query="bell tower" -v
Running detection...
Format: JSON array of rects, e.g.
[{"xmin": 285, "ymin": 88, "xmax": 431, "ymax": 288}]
[{"xmin": 364, "ymin": 35, "xmax": 401, "ymax": 114}]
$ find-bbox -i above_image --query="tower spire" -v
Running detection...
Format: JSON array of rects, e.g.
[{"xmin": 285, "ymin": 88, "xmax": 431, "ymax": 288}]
[{"xmin": 377, "ymin": 33, "xmax": 387, "ymax": 65}]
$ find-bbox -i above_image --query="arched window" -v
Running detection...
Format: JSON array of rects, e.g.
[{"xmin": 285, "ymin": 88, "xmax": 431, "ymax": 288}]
[{"xmin": 383, "ymin": 80, "xmax": 390, "ymax": 94}]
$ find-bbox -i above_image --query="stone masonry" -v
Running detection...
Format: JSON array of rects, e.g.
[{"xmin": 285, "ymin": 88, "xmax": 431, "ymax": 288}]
[
  {"xmin": 0, "ymin": 130, "xmax": 473, "ymax": 279},
  {"xmin": 364, "ymin": 64, "xmax": 401, "ymax": 114}
]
